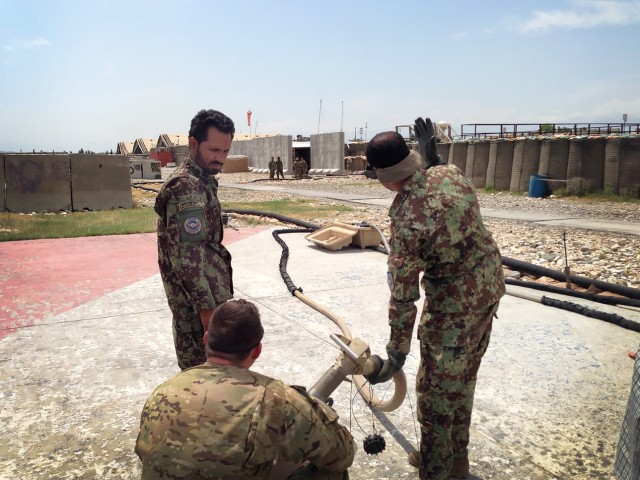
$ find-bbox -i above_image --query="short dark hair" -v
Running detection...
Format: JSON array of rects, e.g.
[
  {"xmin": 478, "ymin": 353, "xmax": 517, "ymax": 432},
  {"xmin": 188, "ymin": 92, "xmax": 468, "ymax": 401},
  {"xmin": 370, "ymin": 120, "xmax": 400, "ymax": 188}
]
[
  {"xmin": 206, "ymin": 299, "xmax": 264, "ymax": 359},
  {"xmin": 189, "ymin": 109, "xmax": 235, "ymax": 143},
  {"xmin": 365, "ymin": 131, "xmax": 410, "ymax": 169}
]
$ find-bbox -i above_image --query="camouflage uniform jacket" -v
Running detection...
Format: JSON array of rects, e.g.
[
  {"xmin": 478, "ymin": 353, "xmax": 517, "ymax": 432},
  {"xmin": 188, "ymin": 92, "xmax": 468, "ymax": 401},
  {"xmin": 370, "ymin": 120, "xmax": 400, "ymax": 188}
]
[
  {"xmin": 135, "ymin": 363, "xmax": 356, "ymax": 479},
  {"xmin": 386, "ymin": 165, "xmax": 505, "ymax": 353},
  {"xmin": 155, "ymin": 158, "xmax": 233, "ymax": 327}
]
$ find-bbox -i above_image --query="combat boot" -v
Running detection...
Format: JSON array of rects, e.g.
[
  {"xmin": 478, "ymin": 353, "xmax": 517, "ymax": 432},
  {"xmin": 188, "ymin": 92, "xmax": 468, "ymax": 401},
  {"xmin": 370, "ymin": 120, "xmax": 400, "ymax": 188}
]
[
  {"xmin": 450, "ymin": 456, "xmax": 469, "ymax": 478},
  {"xmin": 408, "ymin": 450, "xmax": 422, "ymax": 468}
]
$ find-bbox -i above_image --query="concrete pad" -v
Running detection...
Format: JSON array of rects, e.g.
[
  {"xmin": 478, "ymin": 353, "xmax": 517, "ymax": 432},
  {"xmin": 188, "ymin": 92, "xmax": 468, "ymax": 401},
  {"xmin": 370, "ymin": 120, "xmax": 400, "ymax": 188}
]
[{"xmin": 1, "ymin": 227, "xmax": 639, "ymax": 479}]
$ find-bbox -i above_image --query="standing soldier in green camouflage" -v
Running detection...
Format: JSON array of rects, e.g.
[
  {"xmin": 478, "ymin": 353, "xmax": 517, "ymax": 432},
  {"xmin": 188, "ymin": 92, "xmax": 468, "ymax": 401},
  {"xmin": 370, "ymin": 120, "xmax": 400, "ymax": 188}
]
[
  {"xmin": 135, "ymin": 299, "xmax": 355, "ymax": 479},
  {"xmin": 155, "ymin": 109, "xmax": 235, "ymax": 370},
  {"xmin": 365, "ymin": 124, "xmax": 505, "ymax": 480},
  {"xmin": 276, "ymin": 156, "xmax": 284, "ymax": 179},
  {"xmin": 269, "ymin": 156, "xmax": 276, "ymax": 179}
]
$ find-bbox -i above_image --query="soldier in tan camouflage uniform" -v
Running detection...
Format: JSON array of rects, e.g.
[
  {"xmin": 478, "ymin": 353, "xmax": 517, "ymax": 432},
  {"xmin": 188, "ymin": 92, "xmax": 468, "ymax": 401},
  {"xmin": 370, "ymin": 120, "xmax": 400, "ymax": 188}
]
[
  {"xmin": 155, "ymin": 109, "xmax": 235, "ymax": 370},
  {"xmin": 269, "ymin": 156, "xmax": 276, "ymax": 179},
  {"xmin": 276, "ymin": 156, "xmax": 284, "ymax": 179},
  {"xmin": 135, "ymin": 299, "xmax": 355, "ymax": 479},
  {"xmin": 365, "ymin": 130, "xmax": 505, "ymax": 480}
]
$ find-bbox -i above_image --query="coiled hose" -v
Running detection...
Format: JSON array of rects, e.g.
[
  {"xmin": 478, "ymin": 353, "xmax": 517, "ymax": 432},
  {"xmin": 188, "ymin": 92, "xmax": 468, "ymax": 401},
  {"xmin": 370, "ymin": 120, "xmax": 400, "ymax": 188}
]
[{"xmin": 271, "ymin": 227, "xmax": 407, "ymax": 412}]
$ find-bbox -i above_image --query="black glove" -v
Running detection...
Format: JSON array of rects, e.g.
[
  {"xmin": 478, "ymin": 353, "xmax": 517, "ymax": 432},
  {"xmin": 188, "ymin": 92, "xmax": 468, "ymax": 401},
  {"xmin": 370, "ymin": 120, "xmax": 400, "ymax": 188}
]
[
  {"xmin": 414, "ymin": 117, "xmax": 444, "ymax": 169},
  {"xmin": 365, "ymin": 348, "xmax": 406, "ymax": 385}
]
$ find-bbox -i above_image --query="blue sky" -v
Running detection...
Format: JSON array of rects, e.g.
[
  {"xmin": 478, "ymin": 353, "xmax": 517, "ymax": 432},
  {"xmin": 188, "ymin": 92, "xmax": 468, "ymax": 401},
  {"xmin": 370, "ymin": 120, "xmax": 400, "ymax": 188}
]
[{"xmin": 1, "ymin": 0, "xmax": 639, "ymax": 152}]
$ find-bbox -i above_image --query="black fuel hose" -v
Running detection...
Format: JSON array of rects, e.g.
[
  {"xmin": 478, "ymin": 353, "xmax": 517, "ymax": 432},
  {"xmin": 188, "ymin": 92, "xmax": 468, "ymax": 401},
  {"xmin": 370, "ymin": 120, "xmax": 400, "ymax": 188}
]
[
  {"xmin": 220, "ymin": 209, "xmax": 640, "ymax": 328},
  {"xmin": 502, "ymin": 256, "xmax": 640, "ymax": 301},
  {"xmin": 271, "ymin": 228, "xmax": 315, "ymax": 295},
  {"xmin": 270, "ymin": 227, "xmax": 408, "ymax": 412},
  {"xmin": 541, "ymin": 296, "xmax": 640, "ymax": 333},
  {"xmin": 223, "ymin": 209, "xmax": 320, "ymax": 230},
  {"xmin": 505, "ymin": 278, "xmax": 640, "ymax": 308}
]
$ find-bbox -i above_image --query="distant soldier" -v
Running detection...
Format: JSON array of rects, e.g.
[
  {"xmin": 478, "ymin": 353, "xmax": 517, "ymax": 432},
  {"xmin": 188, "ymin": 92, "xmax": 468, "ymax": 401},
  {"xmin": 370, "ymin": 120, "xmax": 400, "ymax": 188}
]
[
  {"xmin": 276, "ymin": 156, "xmax": 284, "ymax": 179},
  {"xmin": 345, "ymin": 157, "xmax": 352, "ymax": 172},
  {"xmin": 300, "ymin": 157, "xmax": 308, "ymax": 178},
  {"xmin": 268, "ymin": 156, "xmax": 276, "ymax": 179},
  {"xmin": 294, "ymin": 157, "xmax": 303, "ymax": 179},
  {"xmin": 136, "ymin": 299, "xmax": 355, "ymax": 479}
]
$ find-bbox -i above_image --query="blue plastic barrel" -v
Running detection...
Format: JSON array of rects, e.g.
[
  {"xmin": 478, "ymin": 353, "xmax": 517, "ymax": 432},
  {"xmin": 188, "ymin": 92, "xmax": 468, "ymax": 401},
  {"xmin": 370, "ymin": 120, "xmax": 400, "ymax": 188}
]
[{"xmin": 528, "ymin": 174, "xmax": 548, "ymax": 198}]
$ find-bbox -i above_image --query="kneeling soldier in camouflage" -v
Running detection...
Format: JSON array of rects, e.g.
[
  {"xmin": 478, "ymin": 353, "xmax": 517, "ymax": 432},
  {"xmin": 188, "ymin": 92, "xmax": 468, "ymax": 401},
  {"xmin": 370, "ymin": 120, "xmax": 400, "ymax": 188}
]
[{"xmin": 135, "ymin": 299, "xmax": 356, "ymax": 479}]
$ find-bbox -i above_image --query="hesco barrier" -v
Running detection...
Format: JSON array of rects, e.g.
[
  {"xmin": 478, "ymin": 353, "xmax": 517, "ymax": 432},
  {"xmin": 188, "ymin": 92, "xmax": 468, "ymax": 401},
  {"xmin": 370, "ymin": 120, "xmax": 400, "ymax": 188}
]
[
  {"xmin": 539, "ymin": 137, "xmax": 570, "ymax": 193},
  {"xmin": 567, "ymin": 137, "xmax": 606, "ymax": 194},
  {"xmin": 605, "ymin": 136, "xmax": 640, "ymax": 196},
  {"xmin": 486, "ymin": 139, "xmax": 514, "ymax": 190},
  {"xmin": 442, "ymin": 134, "xmax": 639, "ymax": 197},
  {"xmin": 510, "ymin": 138, "xmax": 541, "ymax": 192},
  {"xmin": 465, "ymin": 139, "xmax": 490, "ymax": 189},
  {"xmin": 448, "ymin": 142, "xmax": 468, "ymax": 172},
  {"xmin": 437, "ymin": 143, "xmax": 451, "ymax": 165},
  {"xmin": 222, "ymin": 155, "xmax": 249, "ymax": 173}
]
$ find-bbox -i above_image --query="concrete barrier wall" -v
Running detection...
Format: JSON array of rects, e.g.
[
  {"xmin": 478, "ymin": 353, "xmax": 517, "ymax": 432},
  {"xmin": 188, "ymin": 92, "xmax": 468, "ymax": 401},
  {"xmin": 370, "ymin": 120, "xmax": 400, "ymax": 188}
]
[
  {"xmin": 486, "ymin": 139, "xmax": 514, "ymax": 190},
  {"xmin": 130, "ymin": 159, "xmax": 143, "ymax": 179},
  {"xmin": 142, "ymin": 159, "xmax": 162, "ymax": 179},
  {"xmin": 0, "ymin": 156, "xmax": 5, "ymax": 212},
  {"xmin": 5, "ymin": 154, "xmax": 72, "ymax": 212},
  {"xmin": 466, "ymin": 140, "xmax": 490, "ymax": 188},
  {"xmin": 230, "ymin": 137, "xmax": 292, "ymax": 172},
  {"xmin": 310, "ymin": 132, "xmax": 345, "ymax": 174},
  {"xmin": 71, "ymin": 154, "xmax": 132, "ymax": 210}
]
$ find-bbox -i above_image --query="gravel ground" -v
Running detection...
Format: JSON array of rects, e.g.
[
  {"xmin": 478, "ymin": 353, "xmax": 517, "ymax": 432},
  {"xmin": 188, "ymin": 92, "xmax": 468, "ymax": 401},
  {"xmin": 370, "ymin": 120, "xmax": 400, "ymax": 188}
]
[
  {"xmin": 215, "ymin": 172, "xmax": 640, "ymax": 290},
  {"xmin": 143, "ymin": 171, "xmax": 640, "ymax": 290}
]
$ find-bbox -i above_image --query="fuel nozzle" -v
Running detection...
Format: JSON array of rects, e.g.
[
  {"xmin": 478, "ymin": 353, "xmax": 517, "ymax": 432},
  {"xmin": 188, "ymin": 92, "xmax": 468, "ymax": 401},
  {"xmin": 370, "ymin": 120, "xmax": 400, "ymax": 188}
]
[{"xmin": 308, "ymin": 334, "xmax": 375, "ymax": 402}]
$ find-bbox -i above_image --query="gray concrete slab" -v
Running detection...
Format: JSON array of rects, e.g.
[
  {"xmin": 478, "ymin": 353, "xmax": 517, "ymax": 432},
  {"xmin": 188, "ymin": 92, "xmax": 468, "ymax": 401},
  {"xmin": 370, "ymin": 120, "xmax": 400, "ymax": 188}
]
[{"xmin": 2, "ymin": 228, "xmax": 639, "ymax": 479}]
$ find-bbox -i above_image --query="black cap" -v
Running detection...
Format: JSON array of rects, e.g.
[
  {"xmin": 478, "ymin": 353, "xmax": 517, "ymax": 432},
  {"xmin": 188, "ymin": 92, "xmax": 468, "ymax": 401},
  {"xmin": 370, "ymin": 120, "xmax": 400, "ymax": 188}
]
[{"xmin": 366, "ymin": 132, "xmax": 410, "ymax": 169}]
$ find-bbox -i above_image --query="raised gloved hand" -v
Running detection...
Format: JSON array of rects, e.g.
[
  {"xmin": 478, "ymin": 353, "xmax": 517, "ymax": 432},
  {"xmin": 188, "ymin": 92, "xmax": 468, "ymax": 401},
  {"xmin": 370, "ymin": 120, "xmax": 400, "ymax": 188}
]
[
  {"xmin": 414, "ymin": 116, "xmax": 444, "ymax": 169},
  {"xmin": 365, "ymin": 348, "xmax": 406, "ymax": 385}
]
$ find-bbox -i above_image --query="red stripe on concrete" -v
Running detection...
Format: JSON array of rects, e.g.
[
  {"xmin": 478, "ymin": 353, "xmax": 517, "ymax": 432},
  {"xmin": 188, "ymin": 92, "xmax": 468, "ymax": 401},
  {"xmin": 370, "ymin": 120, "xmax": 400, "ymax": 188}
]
[{"xmin": 0, "ymin": 227, "xmax": 265, "ymax": 339}]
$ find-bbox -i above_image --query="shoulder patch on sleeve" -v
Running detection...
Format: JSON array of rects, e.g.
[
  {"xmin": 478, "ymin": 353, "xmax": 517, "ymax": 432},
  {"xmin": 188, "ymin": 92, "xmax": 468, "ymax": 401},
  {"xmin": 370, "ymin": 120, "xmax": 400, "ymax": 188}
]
[{"xmin": 178, "ymin": 207, "xmax": 206, "ymax": 242}]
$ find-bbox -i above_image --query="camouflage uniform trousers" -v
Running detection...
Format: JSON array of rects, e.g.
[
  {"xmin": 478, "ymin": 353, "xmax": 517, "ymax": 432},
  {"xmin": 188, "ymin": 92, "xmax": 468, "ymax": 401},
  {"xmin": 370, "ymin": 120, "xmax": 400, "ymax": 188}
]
[
  {"xmin": 415, "ymin": 302, "xmax": 498, "ymax": 480},
  {"xmin": 286, "ymin": 465, "xmax": 349, "ymax": 480},
  {"xmin": 167, "ymin": 287, "xmax": 208, "ymax": 371}
]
